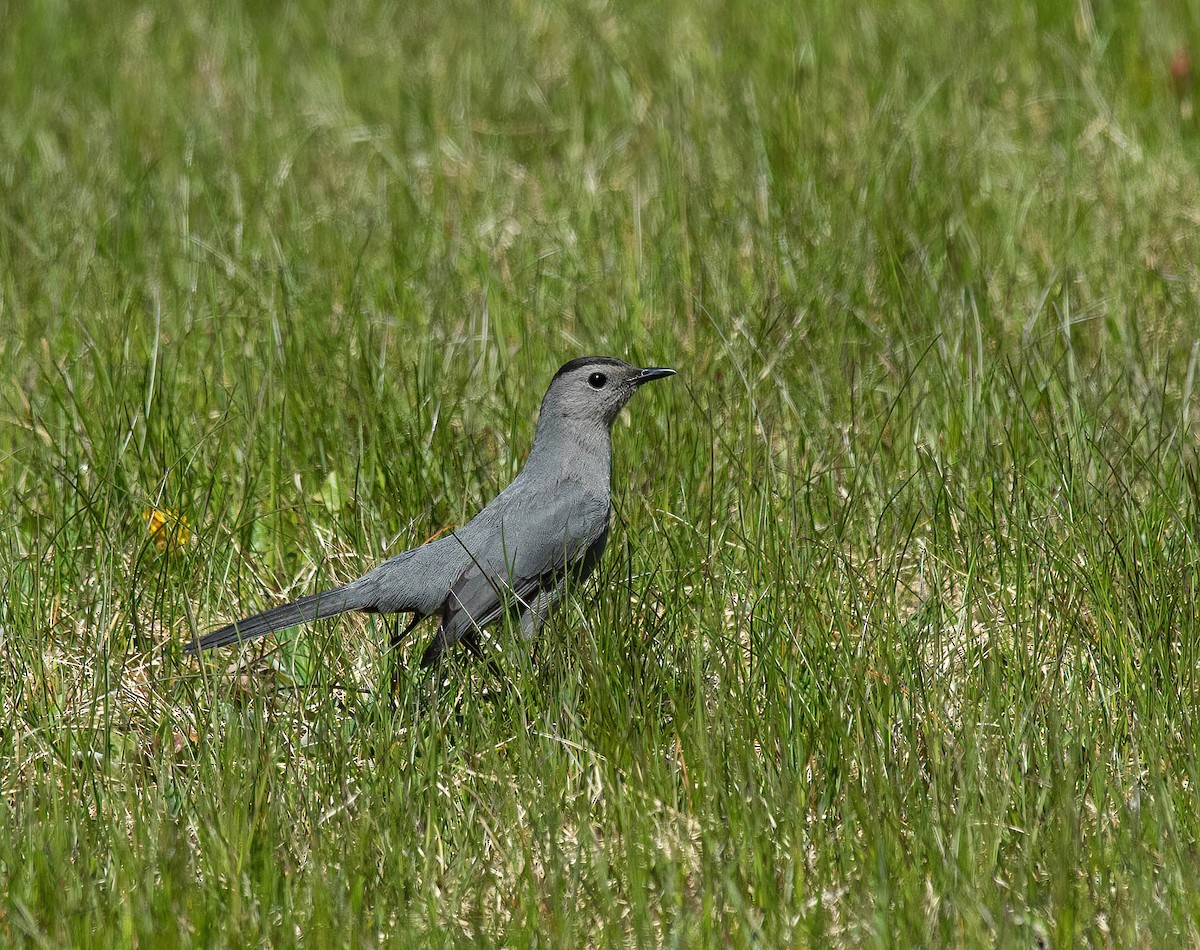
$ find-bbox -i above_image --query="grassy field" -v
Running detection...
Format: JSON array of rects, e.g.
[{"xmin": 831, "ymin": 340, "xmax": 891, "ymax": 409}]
[{"xmin": 4, "ymin": 0, "xmax": 1200, "ymax": 944}]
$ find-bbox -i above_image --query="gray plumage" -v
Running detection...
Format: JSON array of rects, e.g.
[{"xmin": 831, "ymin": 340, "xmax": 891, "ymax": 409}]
[{"xmin": 184, "ymin": 356, "xmax": 675, "ymax": 668}]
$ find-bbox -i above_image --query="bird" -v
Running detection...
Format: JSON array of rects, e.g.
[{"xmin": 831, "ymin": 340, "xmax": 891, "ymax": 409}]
[{"xmin": 184, "ymin": 356, "xmax": 676, "ymax": 668}]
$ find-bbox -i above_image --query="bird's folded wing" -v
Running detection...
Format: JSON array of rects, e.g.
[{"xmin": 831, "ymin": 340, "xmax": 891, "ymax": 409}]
[{"xmin": 419, "ymin": 493, "xmax": 606, "ymax": 665}]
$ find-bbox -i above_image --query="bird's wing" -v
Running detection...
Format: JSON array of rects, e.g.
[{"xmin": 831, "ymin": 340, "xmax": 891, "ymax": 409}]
[{"xmin": 418, "ymin": 491, "xmax": 609, "ymax": 666}]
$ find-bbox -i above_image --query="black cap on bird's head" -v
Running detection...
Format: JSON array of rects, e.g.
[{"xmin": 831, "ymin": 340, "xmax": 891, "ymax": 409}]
[{"xmin": 541, "ymin": 356, "xmax": 676, "ymax": 428}]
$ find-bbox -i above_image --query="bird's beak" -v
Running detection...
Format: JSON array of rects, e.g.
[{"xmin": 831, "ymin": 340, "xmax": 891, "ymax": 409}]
[{"xmin": 635, "ymin": 366, "xmax": 677, "ymax": 385}]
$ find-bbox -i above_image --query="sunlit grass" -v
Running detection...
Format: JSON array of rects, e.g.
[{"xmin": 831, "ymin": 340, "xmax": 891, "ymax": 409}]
[{"xmin": 3, "ymin": 0, "xmax": 1200, "ymax": 944}]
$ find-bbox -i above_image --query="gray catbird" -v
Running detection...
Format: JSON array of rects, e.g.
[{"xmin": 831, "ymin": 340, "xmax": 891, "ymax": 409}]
[{"xmin": 184, "ymin": 356, "xmax": 675, "ymax": 667}]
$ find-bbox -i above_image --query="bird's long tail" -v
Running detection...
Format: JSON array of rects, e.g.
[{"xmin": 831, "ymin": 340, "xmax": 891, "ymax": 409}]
[{"xmin": 183, "ymin": 584, "xmax": 360, "ymax": 654}]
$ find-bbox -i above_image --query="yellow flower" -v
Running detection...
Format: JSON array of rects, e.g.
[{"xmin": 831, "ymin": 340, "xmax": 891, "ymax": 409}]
[{"xmin": 145, "ymin": 508, "xmax": 190, "ymax": 552}]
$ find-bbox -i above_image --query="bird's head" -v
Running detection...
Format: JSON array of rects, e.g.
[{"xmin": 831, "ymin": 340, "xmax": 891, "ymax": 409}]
[{"xmin": 539, "ymin": 356, "xmax": 676, "ymax": 431}]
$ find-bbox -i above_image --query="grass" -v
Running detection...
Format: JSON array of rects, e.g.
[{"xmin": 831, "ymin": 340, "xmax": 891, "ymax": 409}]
[{"xmin": 3, "ymin": 0, "xmax": 1200, "ymax": 943}]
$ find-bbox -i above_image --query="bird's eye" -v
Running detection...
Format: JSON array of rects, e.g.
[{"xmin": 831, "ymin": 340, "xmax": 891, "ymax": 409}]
[{"xmin": 588, "ymin": 372, "xmax": 608, "ymax": 389}]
